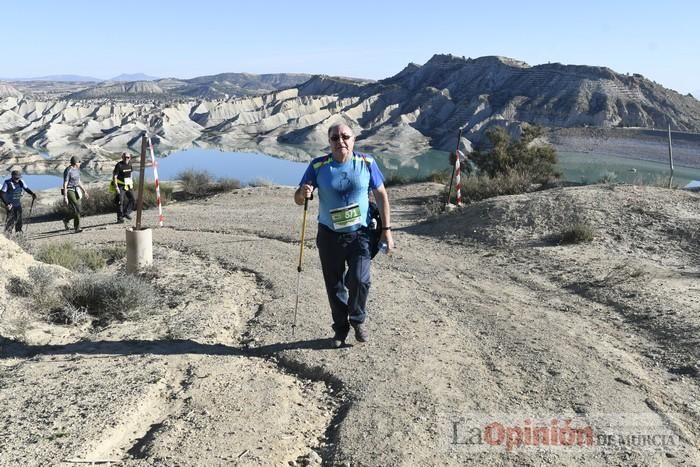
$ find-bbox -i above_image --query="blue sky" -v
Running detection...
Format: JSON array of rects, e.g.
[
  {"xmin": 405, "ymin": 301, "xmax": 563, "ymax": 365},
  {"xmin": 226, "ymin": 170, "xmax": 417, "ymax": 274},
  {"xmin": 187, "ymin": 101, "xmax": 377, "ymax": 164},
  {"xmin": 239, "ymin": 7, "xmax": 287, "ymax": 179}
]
[{"xmin": 2, "ymin": 0, "xmax": 698, "ymax": 94}]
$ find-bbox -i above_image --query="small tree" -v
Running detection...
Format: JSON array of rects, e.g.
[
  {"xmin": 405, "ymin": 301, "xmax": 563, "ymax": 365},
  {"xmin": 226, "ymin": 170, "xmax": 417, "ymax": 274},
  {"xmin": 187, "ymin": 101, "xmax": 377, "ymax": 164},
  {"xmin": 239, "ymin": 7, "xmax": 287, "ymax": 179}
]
[{"xmin": 469, "ymin": 126, "xmax": 559, "ymax": 182}]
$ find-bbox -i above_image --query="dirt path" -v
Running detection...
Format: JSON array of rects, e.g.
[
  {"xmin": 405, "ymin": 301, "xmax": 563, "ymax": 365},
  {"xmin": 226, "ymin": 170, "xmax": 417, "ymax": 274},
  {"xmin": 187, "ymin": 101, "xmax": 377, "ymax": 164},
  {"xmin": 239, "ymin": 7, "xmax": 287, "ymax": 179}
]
[{"xmin": 1, "ymin": 183, "xmax": 699, "ymax": 465}]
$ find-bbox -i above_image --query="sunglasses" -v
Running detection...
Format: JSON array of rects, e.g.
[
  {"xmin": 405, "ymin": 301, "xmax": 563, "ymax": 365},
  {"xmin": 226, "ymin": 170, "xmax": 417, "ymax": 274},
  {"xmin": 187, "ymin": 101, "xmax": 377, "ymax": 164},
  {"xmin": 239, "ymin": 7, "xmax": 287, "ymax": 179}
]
[{"xmin": 330, "ymin": 134, "xmax": 353, "ymax": 142}]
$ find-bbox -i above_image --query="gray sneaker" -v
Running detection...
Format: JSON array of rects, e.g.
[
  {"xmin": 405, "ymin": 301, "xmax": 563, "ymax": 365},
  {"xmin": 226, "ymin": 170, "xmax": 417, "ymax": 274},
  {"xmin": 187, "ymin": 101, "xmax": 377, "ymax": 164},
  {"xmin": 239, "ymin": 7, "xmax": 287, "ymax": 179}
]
[{"xmin": 351, "ymin": 321, "xmax": 369, "ymax": 343}]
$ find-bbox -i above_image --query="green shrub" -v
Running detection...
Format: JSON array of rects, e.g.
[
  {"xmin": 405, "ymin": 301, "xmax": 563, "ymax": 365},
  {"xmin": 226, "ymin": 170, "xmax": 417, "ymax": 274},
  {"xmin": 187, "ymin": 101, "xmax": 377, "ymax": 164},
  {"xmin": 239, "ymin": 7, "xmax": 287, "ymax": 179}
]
[
  {"xmin": 81, "ymin": 249, "xmax": 106, "ymax": 271},
  {"xmin": 469, "ymin": 126, "xmax": 559, "ymax": 183},
  {"xmin": 559, "ymin": 223, "xmax": 594, "ymax": 244},
  {"xmin": 36, "ymin": 242, "xmax": 81, "ymax": 271},
  {"xmin": 36, "ymin": 242, "xmax": 105, "ymax": 272}
]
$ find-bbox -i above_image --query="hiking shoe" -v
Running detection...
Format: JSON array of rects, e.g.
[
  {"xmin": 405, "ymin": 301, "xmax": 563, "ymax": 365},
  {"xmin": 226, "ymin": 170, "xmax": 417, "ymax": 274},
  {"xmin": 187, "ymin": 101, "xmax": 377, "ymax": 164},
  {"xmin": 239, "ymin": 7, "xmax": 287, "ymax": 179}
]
[
  {"xmin": 331, "ymin": 336, "xmax": 345, "ymax": 348},
  {"xmin": 331, "ymin": 324, "xmax": 349, "ymax": 348},
  {"xmin": 351, "ymin": 321, "xmax": 369, "ymax": 343},
  {"xmin": 74, "ymin": 228, "xmax": 83, "ymax": 234},
  {"xmin": 62, "ymin": 219, "xmax": 70, "ymax": 231},
  {"xmin": 116, "ymin": 218, "xmax": 125, "ymax": 224}
]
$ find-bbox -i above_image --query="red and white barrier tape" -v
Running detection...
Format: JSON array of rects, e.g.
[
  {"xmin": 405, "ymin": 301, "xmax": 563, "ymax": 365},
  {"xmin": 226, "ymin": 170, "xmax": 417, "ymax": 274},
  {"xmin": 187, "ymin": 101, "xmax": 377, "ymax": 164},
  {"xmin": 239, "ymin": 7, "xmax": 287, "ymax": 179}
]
[
  {"xmin": 147, "ymin": 136, "xmax": 164, "ymax": 227},
  {"xmin": 455, "ymin": 149, "xmax": 462, "ymax": 206}
]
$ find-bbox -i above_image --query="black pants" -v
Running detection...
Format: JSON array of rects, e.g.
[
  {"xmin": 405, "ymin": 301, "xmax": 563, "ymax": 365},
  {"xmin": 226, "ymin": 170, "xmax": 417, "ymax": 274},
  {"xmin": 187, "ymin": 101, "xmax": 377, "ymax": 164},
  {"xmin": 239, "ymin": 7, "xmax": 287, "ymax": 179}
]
[
  {"xmin": 116, "ymin": 190, "xmax": 135, "ymax": 220},
  {"xmin": 316, "ymin": 225, "xmax": 372, "ymax": 336},
  {"xmin": 4, "ymin": 205, "xmax": 22, "ymax": 233}
]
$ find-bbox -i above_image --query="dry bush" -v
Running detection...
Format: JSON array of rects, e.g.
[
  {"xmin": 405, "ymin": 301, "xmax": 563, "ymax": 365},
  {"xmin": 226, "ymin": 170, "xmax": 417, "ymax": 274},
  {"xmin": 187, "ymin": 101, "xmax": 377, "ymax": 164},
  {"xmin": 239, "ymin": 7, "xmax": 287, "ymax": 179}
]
[
  {"xmin": 456, "ymin": 171, "xmax": 534, "ymax": 204},
  {"xmin": 100, "ymin": 244, "xmax": 127, "ymax": 264},
  {"xmin": 6, "ymin": 276, "xmax": 32, "ymax": 297},
  {"xmin": 48, "ymin": 303, "xmax": 89, "ymax": 325},
  {"xmin": 28, "ymin": 266, "xmax": 65, "ymax": 314},
  {"xmin": 558, "ymin": 223, "xmax": 595, "ymax": 244},
  {"xmin": 178, "ymin": 169, "xmax": 240, "ymax": 198},
  {"xmin": 247, "ymin": 177, "xmax": 272, "ymax": 187},
  {"xmin": 67, "ymin": 273, "xmax": 156, "ymax": 324},
  {"xmin": 211, "ymin": 177, "xmax": 241, "ymax": 193}
]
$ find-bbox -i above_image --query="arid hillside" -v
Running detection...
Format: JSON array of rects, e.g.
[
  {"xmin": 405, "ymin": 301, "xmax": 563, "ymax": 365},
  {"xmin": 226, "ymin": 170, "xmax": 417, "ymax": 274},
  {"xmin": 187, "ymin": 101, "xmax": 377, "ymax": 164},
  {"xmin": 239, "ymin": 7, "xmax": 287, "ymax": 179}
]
[{"xmin": 2, "ymin": 54, "xmax": 698, "ymax": 171}]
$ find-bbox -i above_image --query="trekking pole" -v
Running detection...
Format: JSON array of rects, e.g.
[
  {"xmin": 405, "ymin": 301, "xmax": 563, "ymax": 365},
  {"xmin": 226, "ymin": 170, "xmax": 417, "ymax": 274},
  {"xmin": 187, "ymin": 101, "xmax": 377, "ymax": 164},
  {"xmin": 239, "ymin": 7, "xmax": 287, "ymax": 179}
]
[
  {"xmin": 24, "ymin": 197, "xmax": 35, "ymax": 234},
  {"xmin": 444, "ymin": 127, "xmax": 463, "ymax": 210},
  {"xmin": 292, "ymin": 195, "xmax": 310, "ymax": 337}
]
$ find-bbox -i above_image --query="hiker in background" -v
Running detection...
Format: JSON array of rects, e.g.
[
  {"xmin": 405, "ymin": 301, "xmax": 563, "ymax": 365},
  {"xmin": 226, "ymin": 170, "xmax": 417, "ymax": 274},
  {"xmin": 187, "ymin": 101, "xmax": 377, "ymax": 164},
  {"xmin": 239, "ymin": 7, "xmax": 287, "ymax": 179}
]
[
  {"xmin": 1, "ymin": 170, "xmax": 37, "ymax": 236},
  {"xmin": 113, "ymin": 152, "xmax": 134, "ymax": 223},
  {"xmin": 294, "ymin": 123, "xmax": 394, "ymax": 348},
  {"xmin": 62, "ymin": 156, "xmax": 89, "ymax": 233}
]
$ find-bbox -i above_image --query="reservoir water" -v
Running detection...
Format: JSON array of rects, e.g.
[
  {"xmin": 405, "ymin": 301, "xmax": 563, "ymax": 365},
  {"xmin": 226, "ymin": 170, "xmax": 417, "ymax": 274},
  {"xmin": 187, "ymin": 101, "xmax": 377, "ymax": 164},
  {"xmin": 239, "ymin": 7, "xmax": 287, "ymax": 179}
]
[{"xmin": 11, "ymin": 147, "xmax": 700, "ymax": 192}]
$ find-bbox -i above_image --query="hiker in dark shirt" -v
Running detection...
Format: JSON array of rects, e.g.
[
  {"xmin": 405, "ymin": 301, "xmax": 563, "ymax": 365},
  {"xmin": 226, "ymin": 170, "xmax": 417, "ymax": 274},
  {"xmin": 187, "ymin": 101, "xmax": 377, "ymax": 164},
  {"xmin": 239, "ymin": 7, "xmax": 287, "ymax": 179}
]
[
  {"xmin": 1, "ymin": 170, "xmax": 37, "ymax": 235},
  {"xmin": 62, "ymin": 156, "xmax": 89, "ymax": 233},
  {"xmin": 113, "ymin": 152, "xmax": 135, "ymax": 223}
]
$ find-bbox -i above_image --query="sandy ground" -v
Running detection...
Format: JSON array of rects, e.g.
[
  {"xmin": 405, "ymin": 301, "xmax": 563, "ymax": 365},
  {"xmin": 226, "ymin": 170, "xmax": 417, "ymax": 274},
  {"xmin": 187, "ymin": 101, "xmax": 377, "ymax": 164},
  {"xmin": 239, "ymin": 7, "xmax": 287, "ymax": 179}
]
[{"xmin": 1, "ymin": 182, "xmax": 700, "ymax": 466}]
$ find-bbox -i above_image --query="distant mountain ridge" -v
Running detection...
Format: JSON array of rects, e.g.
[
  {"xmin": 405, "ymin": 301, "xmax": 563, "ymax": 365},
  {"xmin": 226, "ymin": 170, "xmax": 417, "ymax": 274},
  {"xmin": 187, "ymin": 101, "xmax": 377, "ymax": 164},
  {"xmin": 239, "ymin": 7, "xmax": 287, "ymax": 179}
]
[
  {"xmin": 7, "ymin": 74, "xmax": 101, "ymax": 82},
  {"xmin": 110, "ymin": 73, "xmax": 160, "ymax": 81},
  {"xmin": 1, "ymin": 54, "xmax": 698, "ymax": 164}
]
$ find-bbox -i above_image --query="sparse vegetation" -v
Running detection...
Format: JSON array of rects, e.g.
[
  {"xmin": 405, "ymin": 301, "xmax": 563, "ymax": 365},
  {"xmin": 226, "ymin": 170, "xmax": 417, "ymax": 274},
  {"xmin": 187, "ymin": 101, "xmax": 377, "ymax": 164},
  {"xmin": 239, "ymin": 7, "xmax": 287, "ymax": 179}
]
[
  {"xmin": 52, "ymin": 181, "xmax": 173, "ymax": 218},
  {"xmin": 35, "ymin": 242, "xmax": 105, "ymax": 272},
  {"xmin": 8, "ymin": 264, "xmax": 156, "ymax": 325},
  {"xmin": 558, "ymin": 223, "xmax": 595, "ymax": 244},
  {"xmin": 100, "ymin": 244, "xmax": 127, "ymax": 264},
  {"xmin": 457, "ymin": 171, "xmax": 535, "ymax": 203},
  {"xmin": 384, "ymin": 172, "xmax": 450, "ymax": 187},
  {"xmin": 33, "ymin": 242, "xmax": 128, "ymax": 272},
  {"xmin": 469, "ymin": 126, "xmax": 559, "ymax": 181},
  {"xmin": 68, "ymin": 273, "xmax": 156, "ymax": 324},
  {"xmin": 178, "ymin": 169, "xmax": 241, "ymax": 198},
  {"xmin": 599, "ymin": 171, "xmax": 618, "ymax": 184},
  {"xmin": 247, "ymin": 177, "xmax": 272, "ymax": 187},
  {"xmin": 27, "ymin": 265, "xmax": 65, "ymax": 314},
  {"xmin": 6, "ymin": 276, "xmax": 33, "ymax": 297}
]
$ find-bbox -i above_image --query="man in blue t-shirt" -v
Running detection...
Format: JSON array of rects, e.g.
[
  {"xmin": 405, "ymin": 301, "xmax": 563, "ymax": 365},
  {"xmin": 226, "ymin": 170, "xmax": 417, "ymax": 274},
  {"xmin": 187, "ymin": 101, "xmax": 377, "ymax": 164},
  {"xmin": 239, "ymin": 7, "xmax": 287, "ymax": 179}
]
[
  {"xmin": 294, "ymin": 123, "xmax": 395, "ymax": 348},
  {"xmin": 1, "ymin": 170, "xmax": 37, "ymax": 235}
]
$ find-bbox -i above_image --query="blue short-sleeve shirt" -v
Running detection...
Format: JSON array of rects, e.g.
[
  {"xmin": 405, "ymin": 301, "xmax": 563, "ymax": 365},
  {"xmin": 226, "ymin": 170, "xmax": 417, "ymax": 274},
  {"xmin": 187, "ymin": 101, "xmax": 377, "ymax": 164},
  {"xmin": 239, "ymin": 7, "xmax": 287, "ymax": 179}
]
[{"xmin": 299, "ymin": 152, "xmax": 385, "ymax": 233}]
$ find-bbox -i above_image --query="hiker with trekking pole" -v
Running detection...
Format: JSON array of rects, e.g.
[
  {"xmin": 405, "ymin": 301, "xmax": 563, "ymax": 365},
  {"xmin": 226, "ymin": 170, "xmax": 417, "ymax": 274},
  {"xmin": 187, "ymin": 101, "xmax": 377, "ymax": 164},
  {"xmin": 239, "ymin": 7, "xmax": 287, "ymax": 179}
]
[
  {"xmin": 1, "ymin": 170, "xmax": 37, "ymax": 236},
  {"xmin": 293, "ymin": 123, "xmax": 394, "ymax": 348}
]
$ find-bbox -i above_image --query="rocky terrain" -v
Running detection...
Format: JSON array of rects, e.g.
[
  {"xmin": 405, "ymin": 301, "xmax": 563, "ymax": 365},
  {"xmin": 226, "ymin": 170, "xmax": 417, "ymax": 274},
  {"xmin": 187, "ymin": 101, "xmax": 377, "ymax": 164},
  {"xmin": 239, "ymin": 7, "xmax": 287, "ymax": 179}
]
[
  {"xmin": 1, "ymin": 54, "xmax": 698, "ymax": 174},
  {"xmin": 1, "ymin": 181, "xmax": 699, "ymax": 465}
]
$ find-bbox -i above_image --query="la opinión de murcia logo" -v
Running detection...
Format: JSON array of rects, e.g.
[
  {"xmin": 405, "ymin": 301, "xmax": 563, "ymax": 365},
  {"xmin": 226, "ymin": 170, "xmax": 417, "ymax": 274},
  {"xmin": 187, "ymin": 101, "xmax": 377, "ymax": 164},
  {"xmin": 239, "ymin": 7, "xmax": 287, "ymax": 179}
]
[{"xmin": 447, "ymin": 415, "xmax": 682, "ymax": 452}]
